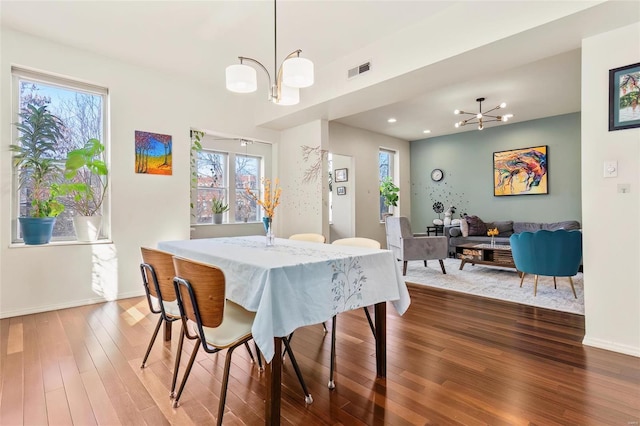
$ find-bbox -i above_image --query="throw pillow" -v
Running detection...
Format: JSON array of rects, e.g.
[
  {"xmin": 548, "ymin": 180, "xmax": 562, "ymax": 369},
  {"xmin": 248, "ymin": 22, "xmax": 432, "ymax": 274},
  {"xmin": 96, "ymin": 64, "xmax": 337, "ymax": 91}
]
[
  {"xmin": 466, "ymin": 215, "xmax": 487, "ymax": 236},
  {"xmin": 459, "ymin": 217, "xmax": 469, "ymax": 237}
]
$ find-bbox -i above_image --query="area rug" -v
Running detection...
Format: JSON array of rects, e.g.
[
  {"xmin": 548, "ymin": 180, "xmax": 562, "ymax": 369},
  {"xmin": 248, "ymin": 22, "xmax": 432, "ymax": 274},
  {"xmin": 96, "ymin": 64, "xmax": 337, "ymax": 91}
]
[{"xmin": 403, "ymin": 258, "xmax": 584, "ymax": 315}]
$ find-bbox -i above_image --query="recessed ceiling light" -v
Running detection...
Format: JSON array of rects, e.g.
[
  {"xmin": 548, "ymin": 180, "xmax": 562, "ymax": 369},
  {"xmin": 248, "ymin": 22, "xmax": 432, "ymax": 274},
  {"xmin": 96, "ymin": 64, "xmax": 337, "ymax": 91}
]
[
  {"xmin": 423, "ymin": 130, "xmax": 431, "ymax": 134},
  {"xmin": 387, "ymin": 118, "xmax": 397, "ymax": 123}
]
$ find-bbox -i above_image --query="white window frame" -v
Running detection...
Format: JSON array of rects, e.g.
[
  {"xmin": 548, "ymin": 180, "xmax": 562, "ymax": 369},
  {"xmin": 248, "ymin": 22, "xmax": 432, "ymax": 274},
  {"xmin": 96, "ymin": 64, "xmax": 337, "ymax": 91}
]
[
  {"xmin": 11, "ymin": 67, "xmax": 110, "ymax": 244},
  {"xmin": 193, "ymin": 148, "xmax": 264, "ymax": 225},
  {"xmin": 379, "ymin": 148, "xmax": 397, "ymax": 221}
]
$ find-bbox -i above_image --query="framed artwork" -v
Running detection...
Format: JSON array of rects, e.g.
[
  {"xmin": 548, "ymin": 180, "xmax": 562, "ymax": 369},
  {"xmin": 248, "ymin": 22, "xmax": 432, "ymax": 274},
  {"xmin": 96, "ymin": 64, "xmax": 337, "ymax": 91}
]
[
  {"xmin": 134, "ymin": 130, "xmax": 173, "ymax": 175},
  {"xmin": 335, "ymin": 168, "xmax": 348, "ymax": 182},
  {"xmin": 493, "ymin": 145, "xmax": 548, "ymax": 196},
  {"xmin": 609, "ymin": 62, "xmax": 640, "ymax": 131},
  {"xmin": 337, "ymin": 186, "xmax": 346, "ymax": 196}
]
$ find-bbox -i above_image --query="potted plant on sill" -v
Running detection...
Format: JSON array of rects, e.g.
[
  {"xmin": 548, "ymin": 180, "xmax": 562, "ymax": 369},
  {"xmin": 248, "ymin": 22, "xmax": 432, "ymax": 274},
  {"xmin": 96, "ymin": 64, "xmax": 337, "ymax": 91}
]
[
  {"xmin": 58, "ymin": 138, "xmax": 108, "ymax": 242},
  {"xmin": 10, "ymin": 104, "xmax": 66, "ymax": 245},
  {"xmin": 380, "ymin": 176, "xmax": 399, "ymax": 217},
  {"xmin": 212, "ymin": 197, "xmax": 229, "ymax": 224}
]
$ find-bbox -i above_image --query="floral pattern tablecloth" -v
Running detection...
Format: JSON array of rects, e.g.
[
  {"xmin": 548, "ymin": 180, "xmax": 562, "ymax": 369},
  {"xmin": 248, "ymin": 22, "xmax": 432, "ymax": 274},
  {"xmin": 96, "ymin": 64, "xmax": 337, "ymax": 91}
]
[{"xmin": 158, "ymin": 235, "xmax": 410, "ymax": 361}]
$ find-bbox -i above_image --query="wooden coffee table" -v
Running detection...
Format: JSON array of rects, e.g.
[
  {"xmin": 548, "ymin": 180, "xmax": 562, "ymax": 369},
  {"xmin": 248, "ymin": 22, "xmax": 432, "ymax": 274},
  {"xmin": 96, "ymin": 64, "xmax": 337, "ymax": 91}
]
[{"xmin": 455, "ymin": 243, "xmax": 518, "ymax": 271}]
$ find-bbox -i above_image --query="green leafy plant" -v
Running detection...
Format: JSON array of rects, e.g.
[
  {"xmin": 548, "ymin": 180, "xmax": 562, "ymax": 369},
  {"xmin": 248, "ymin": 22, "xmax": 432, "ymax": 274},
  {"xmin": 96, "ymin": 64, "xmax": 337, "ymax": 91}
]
[
  {"xmin": 190, "ymin": 130, "xmax": 204, "ymax": 215},
  {"xmin": 58, "ymin": 138, "xmax": 108, "ymax": 216},
  {"xmin": 212, "ymin": 197, "xmax": 229, "ymax": 214},
  {"xmin": 380, "ymin": 176, "xmax": 399, "ymax": 207},
  {"xmin": 9, "ymin": 104, "xmax": 65, "ymax": 217}
]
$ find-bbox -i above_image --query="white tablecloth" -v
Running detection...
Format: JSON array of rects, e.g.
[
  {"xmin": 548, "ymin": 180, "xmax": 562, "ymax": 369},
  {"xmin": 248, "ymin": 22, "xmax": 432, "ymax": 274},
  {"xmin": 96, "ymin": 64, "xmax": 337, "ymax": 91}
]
[{"xmin": 158, "ymin": 236, "xmax": 411, "ymax": 361}]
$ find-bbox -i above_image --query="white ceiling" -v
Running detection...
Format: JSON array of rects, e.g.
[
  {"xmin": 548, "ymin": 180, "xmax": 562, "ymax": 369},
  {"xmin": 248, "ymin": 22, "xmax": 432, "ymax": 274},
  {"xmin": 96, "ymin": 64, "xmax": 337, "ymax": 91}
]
[{"xmin": 1, "ymin": 1, "xmax": 638, "ymax": 141}]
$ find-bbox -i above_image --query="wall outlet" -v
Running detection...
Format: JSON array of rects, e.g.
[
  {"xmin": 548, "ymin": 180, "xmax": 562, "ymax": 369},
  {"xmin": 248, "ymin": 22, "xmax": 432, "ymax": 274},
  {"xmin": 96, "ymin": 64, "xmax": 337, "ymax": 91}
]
[{"xmin": 618, "ymin": 184, "xmax": 630, "ymax": 194}]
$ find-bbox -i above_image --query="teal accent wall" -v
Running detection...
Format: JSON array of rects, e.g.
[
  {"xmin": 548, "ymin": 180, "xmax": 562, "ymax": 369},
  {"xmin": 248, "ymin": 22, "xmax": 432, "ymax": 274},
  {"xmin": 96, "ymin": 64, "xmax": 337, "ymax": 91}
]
[{"xmin": 410, "ymin": 113, "xmax": 581, "ymax": 231}]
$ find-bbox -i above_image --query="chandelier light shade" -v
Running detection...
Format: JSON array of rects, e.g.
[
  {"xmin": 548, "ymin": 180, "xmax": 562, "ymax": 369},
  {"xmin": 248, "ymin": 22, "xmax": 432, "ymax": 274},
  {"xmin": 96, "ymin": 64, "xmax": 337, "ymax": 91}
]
[
  {"xmin": 224, "ymin": 0, "xmax": 314, "ymax": 105},
  {"xmin": 454, "ymin": 97, "xmax": 513, "ymax": 130},
  {"xmin": 225, "ymin": 63, "xmax": 257, "ymax": 93},
  {"xmin": 282, "ymin": 56, "xmax": 314, "ymax": 88}
]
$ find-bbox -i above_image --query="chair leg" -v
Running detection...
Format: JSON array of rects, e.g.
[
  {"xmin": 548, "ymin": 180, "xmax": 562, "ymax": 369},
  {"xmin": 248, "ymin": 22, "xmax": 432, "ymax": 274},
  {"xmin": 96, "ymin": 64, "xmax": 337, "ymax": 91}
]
[
  {"xmin": 328, "ymin": 315, "xmax": 337, "ymax": 389},
  {"xmin": 170, "ymin": 325, "xmax": 186, "ymax": 399},
  {"xmin": 244, "ymin": 341, "xmax": 256, "ymax": 364},
  {"xmin": 553, "ymin": 276, "xmax": 557, "ymax": 289},
  {"xmin": 322, "ymin": 322, "xmax": 328, "ymax": 333},
  {"xmin": 439, "ymin": 259, "xmax": 446, "ymax": 274},
  {"xmin": 217, "ymin": 343, "xmax": 242, "ymax": 426},
  {"xmin": 362, "ymin": 307, "xmax": 375, "ymax": 338},
  {"xmin": 534, "ymin": 275, "xmax": 539, "ymax": 297},
  {"xmin": 282, "ymin": 337, "xmax": 313, "ymax": 404},
  {"xmin": 403, "ymin": 261, "xmax": 408, "ymax": 275},
  {"xmin": 568, "ymin": 277, "xmax": 577, "ymax": 299},
  {"xmin": 519, "ymin": 273, "xmax": 526, "ymax": 288},
  {"xmin": 254, "ymin": 341, "xmax": 263, "ymax": 371},
  {"xmin": 172, "ymin": 339, "xmax": 201, "ymax": 408},
  {"xmin": 141, "ymin": 315, "xmax": 163, "ymax": 368},
  {"xmin": 423, "ymin": 260, "xmax": 427, "ymax": 267}
]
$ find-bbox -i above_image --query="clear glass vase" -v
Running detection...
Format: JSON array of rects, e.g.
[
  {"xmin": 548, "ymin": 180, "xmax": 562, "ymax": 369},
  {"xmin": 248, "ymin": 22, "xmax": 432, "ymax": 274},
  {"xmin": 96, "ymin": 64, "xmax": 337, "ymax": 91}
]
[{"xmin": 263, "ymin": 217, "xmax": 274, "ymax": 246}]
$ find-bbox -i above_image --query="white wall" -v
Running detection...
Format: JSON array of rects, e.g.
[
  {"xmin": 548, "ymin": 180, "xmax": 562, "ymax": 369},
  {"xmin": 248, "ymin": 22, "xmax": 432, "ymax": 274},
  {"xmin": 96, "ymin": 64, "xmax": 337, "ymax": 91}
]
[
  {"xmin": 581, "ymin": 23, "xmax": 640, "ymax": 356},
  {"xmin": 328, "ymin": 122, "xmax": 410, "ymax": 248},
  {"xmin": 0, "ymin": 29, "xmax": 278, "ymax": 318},
  {"xmin": 329, "ymin": 154, "xmax": 354, "ymax": 242},
  {"xmin": 277, "ymin": 120, "xmax": 327, "ymax": 239}
]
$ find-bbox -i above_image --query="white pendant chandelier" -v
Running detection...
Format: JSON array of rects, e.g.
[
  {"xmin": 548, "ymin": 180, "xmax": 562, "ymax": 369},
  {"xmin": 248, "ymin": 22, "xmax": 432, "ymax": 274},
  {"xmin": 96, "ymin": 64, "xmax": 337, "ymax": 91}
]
[
  {"xmin": 454, "ymin": 97, "xmax": 513, "ymax": 130},
  {"xmin": 225, "ymin": 0, "xmax": 314, "ymax": 106}
]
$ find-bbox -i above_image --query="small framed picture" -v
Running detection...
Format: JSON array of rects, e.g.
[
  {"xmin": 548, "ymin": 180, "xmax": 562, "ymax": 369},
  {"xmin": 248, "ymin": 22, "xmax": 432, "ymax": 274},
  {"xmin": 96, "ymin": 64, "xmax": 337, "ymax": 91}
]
[
  {"xmin": 335, "ymin": 168, "xmax": 348, "ymax": 182},
  {"xmin": 337, "ymin": 186, "xmax": 346, "ymax": 196},
  {"xmin": 609, "ymin": 62, "xmax": 640, "ymax": 131}
]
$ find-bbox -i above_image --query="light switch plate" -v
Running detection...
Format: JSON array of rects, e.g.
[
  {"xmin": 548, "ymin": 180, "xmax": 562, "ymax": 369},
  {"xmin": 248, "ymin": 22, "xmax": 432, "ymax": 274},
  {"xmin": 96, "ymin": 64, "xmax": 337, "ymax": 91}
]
[{"xmin": 604, "ymin": 160, "xmax": 618, "ymax": 178}]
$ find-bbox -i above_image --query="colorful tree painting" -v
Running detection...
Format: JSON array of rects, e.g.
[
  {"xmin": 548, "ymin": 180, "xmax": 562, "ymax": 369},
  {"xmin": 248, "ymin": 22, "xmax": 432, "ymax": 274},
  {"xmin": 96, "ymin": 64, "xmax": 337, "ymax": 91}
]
[{"xmin": 134, "ymin": 130, "xmax": 172, "ymax": 175}]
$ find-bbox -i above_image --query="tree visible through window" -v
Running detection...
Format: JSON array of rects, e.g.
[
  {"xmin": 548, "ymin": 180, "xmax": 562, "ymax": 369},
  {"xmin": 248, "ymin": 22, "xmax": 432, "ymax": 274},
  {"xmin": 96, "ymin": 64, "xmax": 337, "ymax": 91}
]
[
  {"xmin": 379, "ymin": 149, "xmax": 395, "ymax": 220},
  {"xmin": 11, "ymin": 68, "xmax": 108, "ymax": 242},
  {"xmin": 194, "ymin": 149, "xmax": 263, "ymax": 224}
]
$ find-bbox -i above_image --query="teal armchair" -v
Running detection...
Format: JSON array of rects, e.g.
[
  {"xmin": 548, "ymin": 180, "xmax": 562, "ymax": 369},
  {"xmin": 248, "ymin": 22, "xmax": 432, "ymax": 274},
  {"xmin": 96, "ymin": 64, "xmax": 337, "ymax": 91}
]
[{"xmin": 510, "ymin": 229, "xmax": 582, "ymax": 298}]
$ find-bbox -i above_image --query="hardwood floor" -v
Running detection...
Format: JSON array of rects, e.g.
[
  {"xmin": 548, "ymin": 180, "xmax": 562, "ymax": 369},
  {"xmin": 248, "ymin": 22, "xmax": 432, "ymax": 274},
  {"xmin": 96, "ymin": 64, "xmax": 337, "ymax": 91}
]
[{"xmin": 1, "ymin": 284, "xmax": 638, "ymax": 425}]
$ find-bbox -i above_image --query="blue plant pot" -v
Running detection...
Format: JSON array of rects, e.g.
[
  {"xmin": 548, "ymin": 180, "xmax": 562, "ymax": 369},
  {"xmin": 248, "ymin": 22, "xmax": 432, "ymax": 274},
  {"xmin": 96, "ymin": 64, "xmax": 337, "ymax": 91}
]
[{"xmin": 19, "ymin": 217, "xmax": 57, "ymax": 245}]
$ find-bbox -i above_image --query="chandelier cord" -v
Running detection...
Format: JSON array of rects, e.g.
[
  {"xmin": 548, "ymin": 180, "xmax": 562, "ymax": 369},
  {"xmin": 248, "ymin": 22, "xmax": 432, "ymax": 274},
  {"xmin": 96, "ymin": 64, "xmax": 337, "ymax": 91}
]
[{"xmin": 274, "ymin": 0, "xmax": 277, "ymax": 80}]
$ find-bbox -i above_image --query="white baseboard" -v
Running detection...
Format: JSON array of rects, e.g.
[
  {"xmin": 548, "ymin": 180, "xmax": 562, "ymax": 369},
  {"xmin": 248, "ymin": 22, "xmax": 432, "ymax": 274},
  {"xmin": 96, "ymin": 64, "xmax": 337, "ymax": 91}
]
[
  {"xmin": 582, "ymin": 336, "xmax": 640, "ymax": 357},
  {"xmin": 0, "ymin": 289, "xmax": 146, "ymax": 319}
]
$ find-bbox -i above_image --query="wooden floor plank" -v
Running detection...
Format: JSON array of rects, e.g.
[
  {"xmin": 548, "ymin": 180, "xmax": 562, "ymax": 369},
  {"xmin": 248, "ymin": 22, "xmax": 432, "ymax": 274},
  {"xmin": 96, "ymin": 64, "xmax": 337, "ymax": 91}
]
[
  {"xmin": 1, "ymin": 285, "xmax": 639, "ymax": 425},
  {"xmin": 22, "ymin": 315, "xmax": 48, "ymax": 426}
]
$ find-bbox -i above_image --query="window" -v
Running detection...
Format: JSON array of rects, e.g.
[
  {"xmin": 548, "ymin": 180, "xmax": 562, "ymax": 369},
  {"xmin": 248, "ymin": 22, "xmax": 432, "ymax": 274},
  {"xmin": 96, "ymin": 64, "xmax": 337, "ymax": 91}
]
[
  {"xmin": 195, "ymin": 151, "xmax": 227, "ymax": 224},
  {"xmin": 11, "ymin": 68, "xmax": 109, "ymax": 242},
  {"xmin": 379, "ymin": 148, "xmax": 396, "ymax": 220},
  {"xmin": 235, "ymin": 154, "xmax": 261, "ymax": 222},
  {"xmin": 193, "ymin": 148, "xmax": 263, "ymax": 224}
]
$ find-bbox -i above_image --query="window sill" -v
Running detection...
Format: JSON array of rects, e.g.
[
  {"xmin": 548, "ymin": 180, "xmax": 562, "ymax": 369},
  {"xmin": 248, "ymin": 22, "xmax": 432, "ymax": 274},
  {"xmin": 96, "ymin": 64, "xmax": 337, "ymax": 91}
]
[{"xmin": 9, "ymin": 239, "xmax": 114, "ymax": 248}]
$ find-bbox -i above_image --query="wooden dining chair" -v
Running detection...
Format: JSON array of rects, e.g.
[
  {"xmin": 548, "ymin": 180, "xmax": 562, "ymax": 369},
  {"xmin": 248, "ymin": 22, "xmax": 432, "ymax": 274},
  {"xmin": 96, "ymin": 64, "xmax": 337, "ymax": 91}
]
[
  {"xmin": 139, "ymin": 247, "xmax": 182, "ymax": 369},
  {"xmin": 170, "ymin": 256, "xmax": 312, "ymax": 423},
  {"xmin": 327, "ymin": 237, "xmax": 380, "ymax": 389},
  {"xmin": 141, "ymin": 247, "xmax": 260, "ymax": 400}
]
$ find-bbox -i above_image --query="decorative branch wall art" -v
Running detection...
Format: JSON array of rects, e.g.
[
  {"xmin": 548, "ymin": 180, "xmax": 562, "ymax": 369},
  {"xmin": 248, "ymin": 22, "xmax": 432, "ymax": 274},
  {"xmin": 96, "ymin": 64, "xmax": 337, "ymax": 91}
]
[{"xmin": 135, "ymin": 130, "xmax": 173, "ymax": 175}]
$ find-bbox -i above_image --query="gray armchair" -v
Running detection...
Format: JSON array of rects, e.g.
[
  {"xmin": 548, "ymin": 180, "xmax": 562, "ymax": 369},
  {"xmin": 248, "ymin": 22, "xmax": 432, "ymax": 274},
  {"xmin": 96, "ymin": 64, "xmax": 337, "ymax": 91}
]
[{"xmin": 385, "ymin": 216, "xmax": 448, "ymax": 275}]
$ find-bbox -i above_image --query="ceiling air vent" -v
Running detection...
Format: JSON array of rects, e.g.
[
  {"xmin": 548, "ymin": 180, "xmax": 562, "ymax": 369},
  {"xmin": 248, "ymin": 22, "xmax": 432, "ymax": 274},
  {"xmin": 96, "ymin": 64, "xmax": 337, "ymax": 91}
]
[{"xmin": 347, "ymin": 61, "xmax": 371, "ymax": 79}]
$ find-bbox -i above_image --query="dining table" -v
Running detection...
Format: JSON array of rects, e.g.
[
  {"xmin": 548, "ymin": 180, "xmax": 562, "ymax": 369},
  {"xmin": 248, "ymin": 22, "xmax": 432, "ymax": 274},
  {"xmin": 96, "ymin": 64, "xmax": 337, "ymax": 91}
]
[{"xmin": 158, "ymin": 235, "xmax": 410, "ymax": 425}]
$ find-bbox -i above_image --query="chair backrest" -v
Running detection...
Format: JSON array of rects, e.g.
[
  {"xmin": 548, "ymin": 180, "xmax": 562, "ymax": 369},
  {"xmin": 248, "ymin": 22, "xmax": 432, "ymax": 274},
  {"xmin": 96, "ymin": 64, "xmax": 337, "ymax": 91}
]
[
  {"xmin": 385, "ymin": 216, "xmax": 414, "ymax": 247},
  {"xmin": 510, "ymin": 230, "xmax": 582, "ymax": 277},
  {"xmin": 172, "ymin": 256, "xmax": 226, "ymax": 329},
  {"xmin": 332, "ymin": 237, "xmax": 381, "ymax": 249},
  {"xmin": 289, "ymin": 233, "xmax": 326, "ymax": 243},
  {"xmin": 140, "ymin": 247, "xmax": 177, "ymax": 302}
]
